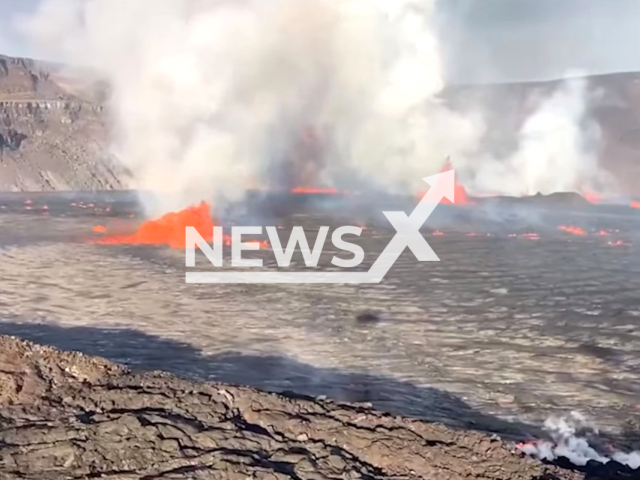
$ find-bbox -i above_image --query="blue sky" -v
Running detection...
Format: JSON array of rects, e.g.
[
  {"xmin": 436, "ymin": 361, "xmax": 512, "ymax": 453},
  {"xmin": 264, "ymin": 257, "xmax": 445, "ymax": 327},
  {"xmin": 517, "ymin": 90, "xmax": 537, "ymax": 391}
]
[
  {"xmin": 0, "ymin": 0, "xmax": 37, "ymax": 57},
  {"xmin": 2, "ymin": 0, "xmax": 640, "ymax": 84},
  {"xmin": 439, "ymin": 0, "xmax": 640, "ymax": 83}
]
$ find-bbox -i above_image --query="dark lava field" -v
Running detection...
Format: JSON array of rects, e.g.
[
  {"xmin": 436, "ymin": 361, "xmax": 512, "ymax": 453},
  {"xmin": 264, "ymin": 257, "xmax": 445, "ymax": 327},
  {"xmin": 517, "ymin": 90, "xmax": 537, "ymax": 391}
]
[{"xmin": 1, "ymin": 190, "xmax": 639, "ymax": 448}]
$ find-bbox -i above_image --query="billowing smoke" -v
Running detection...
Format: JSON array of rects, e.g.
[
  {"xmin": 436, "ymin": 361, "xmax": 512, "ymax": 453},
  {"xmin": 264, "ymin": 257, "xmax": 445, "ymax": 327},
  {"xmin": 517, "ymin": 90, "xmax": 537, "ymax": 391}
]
[
  {"xmin": 17, "ymin": 0, "xmax": 482, "ymax": 214},
  {"xmin": 470, "ymin": 75, "xmax": 610, "ymax": 197},
  {"xmin": 14, "ymin": 0, "xmax": 615, "ymax": 212},
  {"xmin": 518, "ymin": 412, "xmax": 640, "ymax": 469}
]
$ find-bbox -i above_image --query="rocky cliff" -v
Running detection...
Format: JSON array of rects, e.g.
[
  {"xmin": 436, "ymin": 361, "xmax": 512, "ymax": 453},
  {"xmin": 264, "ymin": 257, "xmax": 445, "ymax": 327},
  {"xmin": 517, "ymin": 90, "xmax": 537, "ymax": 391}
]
[{"xmin": 0, "ymin": 54, "xmax": 122, "ymax": 191}]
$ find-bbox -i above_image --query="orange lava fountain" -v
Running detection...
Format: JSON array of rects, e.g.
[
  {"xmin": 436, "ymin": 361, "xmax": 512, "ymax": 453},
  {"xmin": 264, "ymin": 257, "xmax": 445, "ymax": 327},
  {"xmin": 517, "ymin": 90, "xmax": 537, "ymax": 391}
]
[
  {"xmin": 95, "ymin": 202, "xmax": 222, "ymax": 249},
  {"xmin": 418, "ymin": 158, "xmax": 472, "ymax": 205},
  {"xmin": 441, "ymin": 159, "xmax": 472, "ymax": 205}
]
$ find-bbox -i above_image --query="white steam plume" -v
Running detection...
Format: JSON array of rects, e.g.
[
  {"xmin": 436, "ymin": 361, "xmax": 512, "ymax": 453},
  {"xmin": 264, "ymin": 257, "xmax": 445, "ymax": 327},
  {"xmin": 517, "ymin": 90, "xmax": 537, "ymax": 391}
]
[
  {"xmin": 518, "ymin": 412, "xmax": 640, "ymax": 469},
  {"xmin": 16, "ymin": 1, "xmax": 612, "ymax": 208},
  {"xmin": 18, "ymin": 0, "xmax": 482, "ymax": 214},
  {"xmin": 471, "ymin": 75, "xmax": 611, "ymax": 197}
]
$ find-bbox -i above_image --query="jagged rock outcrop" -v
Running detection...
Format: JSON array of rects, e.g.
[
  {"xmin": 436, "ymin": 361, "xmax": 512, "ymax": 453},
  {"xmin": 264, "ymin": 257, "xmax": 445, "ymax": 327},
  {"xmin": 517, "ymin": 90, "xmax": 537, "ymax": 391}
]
[
  {"xmin": 0, "ymin": 54, "xmax": 123, "ymax": 191},
  {"xmin": 0, "ymin": 335, "xmax": 580, "ymax": 480},
  {"xmin": 0, "ymin": 54, "xmax": 66, "ymax": 100}
]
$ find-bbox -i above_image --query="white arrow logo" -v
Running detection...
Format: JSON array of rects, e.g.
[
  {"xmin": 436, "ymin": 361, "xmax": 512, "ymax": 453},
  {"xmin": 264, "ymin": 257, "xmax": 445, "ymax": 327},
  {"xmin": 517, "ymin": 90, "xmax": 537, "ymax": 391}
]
[{"xmin": 186, "ymin": 171, "xmax": 453, "ymax": 284}]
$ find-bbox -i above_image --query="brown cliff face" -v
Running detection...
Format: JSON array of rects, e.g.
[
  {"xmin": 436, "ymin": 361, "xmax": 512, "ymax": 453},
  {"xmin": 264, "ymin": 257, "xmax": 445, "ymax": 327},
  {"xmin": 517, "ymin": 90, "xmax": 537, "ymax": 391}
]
[
  {"xmin": 0, "ymin": 54, "xmax": 68, "ymax": 100},
  {"xmin": 0, "ymin": 54, "xmax": 123, "ymax": 192},
  {"xmin": 592, "ymin": 73, "xmax": 640, "ymax": 194}
]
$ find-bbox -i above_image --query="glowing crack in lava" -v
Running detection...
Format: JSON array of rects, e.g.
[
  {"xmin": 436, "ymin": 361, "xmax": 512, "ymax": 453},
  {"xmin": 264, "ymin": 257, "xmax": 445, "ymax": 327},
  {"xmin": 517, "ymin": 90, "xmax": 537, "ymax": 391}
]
[
  {"xmin": 291, "ymin": 187, "xmax": 341, "ymax": 195},
  {"xmin": 558, "ymin": 225, "xmax": 587, "ymax": 236},
  {"xmin": 520, "ymin": 233, "xmax": 541, "ymax": 241},
  {"xmin": 95, "ymin": 202, "xmax": 225, "ymax": 249}
]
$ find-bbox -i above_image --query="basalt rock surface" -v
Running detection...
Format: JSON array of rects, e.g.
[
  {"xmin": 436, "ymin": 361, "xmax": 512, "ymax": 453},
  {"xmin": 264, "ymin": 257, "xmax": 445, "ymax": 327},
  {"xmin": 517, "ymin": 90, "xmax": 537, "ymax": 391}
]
[{"xmin": 0, "ymin": 335, "xmax": 580, "ymax": 480}]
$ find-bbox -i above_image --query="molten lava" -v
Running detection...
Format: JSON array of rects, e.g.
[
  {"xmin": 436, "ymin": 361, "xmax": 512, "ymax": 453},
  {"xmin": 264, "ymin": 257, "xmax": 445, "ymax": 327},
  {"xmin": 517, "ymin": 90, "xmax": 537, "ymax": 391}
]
[
  {"xmin": 558, "ymin": 225, "xmax": 587, "ymax": 236},
  {"xmin": 582, "ymin": 190, "xmax": 602, "ymax": 204},
  {"xmin": 440, "ymin": 158, "xmax": 472, "ymax": 205},
  {"xmin": 418, "ymin": 158, "xmax": 472, "ymax": 205},
  {"xmin": 96, "ymin": 202, "xmax": 220, "ymax": 249},
  {"xmin": 291, "ymin": 187, "xmax": 340, "ymax": 195},
  {"xmin": 521, "ymin": 233, "xmax": 541, "ymax": 241}
]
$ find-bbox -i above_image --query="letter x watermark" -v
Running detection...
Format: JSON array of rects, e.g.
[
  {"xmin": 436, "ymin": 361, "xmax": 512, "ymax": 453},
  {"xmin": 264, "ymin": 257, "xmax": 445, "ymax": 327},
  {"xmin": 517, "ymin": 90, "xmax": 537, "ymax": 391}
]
[{"xmin": 186, "ymin": 170, "xmax": 454, "ymax": 284}]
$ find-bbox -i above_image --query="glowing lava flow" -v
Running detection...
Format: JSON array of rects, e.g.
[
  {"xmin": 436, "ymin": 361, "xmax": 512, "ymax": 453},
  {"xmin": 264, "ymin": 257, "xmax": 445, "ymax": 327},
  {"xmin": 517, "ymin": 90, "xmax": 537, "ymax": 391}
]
[
  {"xmin": 520, "ymin": 233, "xmax": 541, "ymax": 241},
  {"xmin": 559, "ymin": 225, "xmax": 587, "ymax": 236},
  {"xmin": 608, "ymin": 240, "xmax": 629, "ymax": 247},
  {"xmin": 95, "ymin": 202, "xmax": 224, "ymax": 249},
  {"xmin": 440, "ymin": 159, "xmax": 472, "ymax": 205},
  {"xmin": 291, "ymin": 187, "xmax": 341, "ymax": 195},
  {"xmin": 582, "ymin": 190, "xmax": 602, "ymax": 204}
]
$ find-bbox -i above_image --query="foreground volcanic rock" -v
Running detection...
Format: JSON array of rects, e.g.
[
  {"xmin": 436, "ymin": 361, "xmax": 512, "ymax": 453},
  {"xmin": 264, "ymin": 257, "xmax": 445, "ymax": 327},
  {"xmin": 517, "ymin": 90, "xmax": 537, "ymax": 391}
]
[{"xmin": 0, "ymin": 335, "xmax": 580, "ymax": 480}]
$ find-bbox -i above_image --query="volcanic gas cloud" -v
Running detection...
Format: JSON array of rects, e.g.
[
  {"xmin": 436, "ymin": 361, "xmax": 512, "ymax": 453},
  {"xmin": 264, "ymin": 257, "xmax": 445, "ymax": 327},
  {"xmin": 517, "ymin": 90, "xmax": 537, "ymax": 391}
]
[{"xmin": 21, "ymin": 0, "xmax": 488, "ymax": 213}]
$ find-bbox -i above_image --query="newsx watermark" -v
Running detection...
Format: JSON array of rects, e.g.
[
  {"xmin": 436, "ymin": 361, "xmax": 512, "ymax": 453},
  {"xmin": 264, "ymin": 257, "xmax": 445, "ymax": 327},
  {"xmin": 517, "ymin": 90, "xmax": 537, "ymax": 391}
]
[{"xmin": 186, "ymin": 171, "xmax": 455, "ymax": 284}]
